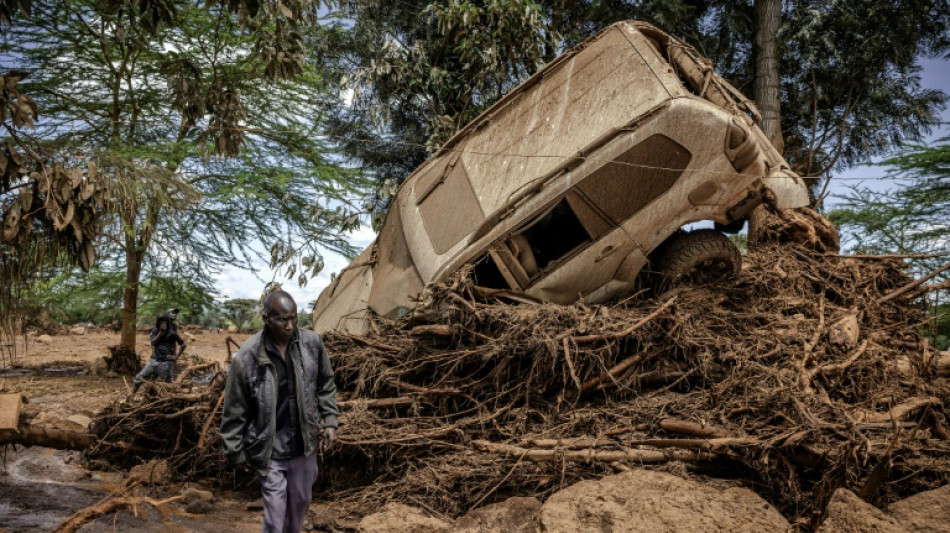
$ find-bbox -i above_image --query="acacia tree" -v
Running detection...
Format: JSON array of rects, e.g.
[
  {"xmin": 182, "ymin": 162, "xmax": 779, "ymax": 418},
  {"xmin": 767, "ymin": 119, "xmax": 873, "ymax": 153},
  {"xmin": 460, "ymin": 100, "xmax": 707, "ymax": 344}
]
[{"xmin": 2, "ymin": 0, "xmax": 368, "ymax": 367}]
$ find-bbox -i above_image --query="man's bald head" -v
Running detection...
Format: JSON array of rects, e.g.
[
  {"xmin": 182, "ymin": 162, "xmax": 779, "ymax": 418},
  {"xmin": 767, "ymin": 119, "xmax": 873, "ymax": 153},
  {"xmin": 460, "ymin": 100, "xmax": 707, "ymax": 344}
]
[{"xmin": 262, "ymin": 290, "xmax": 296, "ymax": 317}]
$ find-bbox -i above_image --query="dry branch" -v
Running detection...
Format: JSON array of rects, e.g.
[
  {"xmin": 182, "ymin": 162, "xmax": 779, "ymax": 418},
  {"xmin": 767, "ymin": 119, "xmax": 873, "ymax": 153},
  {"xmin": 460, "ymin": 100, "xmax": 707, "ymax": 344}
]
[
  {"xmin": 473, "ymin": 440, "xmax": 716, "ymax": 463},
  {"xmin": 0, "ymin": 425, "xmax": 95, "ymax": 450},
  {"xmin": 878, "ymin": 261, "xmax": 950, "ymax": 304}
]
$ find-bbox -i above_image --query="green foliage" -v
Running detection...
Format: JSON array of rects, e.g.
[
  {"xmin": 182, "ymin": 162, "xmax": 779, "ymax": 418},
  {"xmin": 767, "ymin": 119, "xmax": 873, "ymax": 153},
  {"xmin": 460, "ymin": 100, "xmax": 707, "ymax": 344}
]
[
  {"xmin": 1, "ymin": 0, "xmax": 372, "ymax": 350},
  {"xmin": 28, "ymin": 266, "xmax": 221, "ymax": 327},
  {"xmin": 830, "ymin": 139, "xmax": 949, "ymax": 347},
  {"xmin": 30, "ymin": 269, "xmax": 126, "ymax": 325},
  {"xmin": 830, "ymin": 139, "xmax": 949, "ymax": 260},
  {"xmin": 221, "ymin": 297, "xmax": 261, "ymax": 331},
  {"xmin": 930, "ymin": 301, "xmax": 950, "ymax": 350}
]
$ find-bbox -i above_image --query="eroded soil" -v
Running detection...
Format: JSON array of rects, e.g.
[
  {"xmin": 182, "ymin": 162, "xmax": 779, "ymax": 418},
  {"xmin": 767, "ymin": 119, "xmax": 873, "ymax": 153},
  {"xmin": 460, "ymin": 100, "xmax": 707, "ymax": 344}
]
[{"xmin": 0, "ymin": 330, "xmax": 270, "ymax": 533}]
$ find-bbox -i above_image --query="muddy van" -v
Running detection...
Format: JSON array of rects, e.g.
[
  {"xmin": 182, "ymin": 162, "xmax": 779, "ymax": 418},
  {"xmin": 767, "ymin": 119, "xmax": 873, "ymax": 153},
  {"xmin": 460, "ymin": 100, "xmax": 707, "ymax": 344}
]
[{"xmin": 313, "ymin": 20, "xmax": 809, "ymax": 335}]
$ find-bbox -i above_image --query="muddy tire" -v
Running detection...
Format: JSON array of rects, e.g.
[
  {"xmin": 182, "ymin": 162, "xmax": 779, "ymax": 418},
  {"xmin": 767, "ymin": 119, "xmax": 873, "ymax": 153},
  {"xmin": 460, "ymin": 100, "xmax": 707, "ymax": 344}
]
[{"xmin": 651, "ymin": 229, "xmax": 741, "ymax": 288}]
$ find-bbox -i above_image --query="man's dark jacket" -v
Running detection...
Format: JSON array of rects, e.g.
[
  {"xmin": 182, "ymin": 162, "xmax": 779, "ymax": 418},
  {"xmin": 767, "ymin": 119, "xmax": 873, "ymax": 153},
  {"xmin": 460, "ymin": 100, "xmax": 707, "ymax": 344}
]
[{"xmin": 220, "ymin": 329, "xmax": 339, "ymax": 475}]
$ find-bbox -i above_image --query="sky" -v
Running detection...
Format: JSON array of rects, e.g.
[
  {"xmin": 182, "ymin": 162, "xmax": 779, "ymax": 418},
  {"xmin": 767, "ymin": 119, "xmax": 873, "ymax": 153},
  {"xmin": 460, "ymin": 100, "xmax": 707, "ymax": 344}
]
[{"xmin": 214, "ymin": 57, "xmax": 950, "ymax": 306}]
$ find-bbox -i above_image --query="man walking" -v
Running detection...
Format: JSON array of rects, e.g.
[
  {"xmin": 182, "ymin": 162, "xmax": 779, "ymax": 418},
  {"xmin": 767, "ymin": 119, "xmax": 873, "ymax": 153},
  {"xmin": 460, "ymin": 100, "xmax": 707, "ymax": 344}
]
[
  {"xmin": 221, "ymin": 290, "xmax": 339, "ymax": 533},
  {"xmin": 132, "ymin": 310, "xmax": 186, "ymax": 393}
]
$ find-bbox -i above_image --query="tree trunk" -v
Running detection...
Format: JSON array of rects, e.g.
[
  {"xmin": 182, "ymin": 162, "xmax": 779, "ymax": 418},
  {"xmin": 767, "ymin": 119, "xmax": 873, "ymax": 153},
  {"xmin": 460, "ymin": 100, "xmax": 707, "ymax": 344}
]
[
  {"xmin": 119, "ymin": 236, "xmax": 143, "ymax": 352},
  {"xmin": 111, "ymin": 236, "xmax": 145, "ymax": 375},
  {"xmin": 754, "ymin": 0, "xmax": 783, "ymax": 153},
  {"xmin": 113, "ymin": 203, "xmax": 159, "ymax": 375},
  {"xmin": 749, "ymin": 0, "xmax": 784, "ymax": 246}
]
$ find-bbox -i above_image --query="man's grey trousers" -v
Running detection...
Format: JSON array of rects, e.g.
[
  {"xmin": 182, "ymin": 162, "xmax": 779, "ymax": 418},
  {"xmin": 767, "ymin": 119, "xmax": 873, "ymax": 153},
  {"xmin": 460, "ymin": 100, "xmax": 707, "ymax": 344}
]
[{"xmin": 260, "ymin": 452, "xmax": 319, "ymax": 533}]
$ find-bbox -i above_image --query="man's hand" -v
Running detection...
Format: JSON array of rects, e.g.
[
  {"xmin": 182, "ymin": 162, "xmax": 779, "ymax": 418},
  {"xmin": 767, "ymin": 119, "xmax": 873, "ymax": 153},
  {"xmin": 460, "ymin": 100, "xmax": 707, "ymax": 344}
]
[{"xmin": 321, "ymin": 427, "xmax": 337, "ymax": 453}]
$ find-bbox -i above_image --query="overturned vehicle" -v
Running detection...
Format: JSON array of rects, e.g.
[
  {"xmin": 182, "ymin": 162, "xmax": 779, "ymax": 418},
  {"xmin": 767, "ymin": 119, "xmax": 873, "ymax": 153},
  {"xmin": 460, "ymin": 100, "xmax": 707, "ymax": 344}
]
[{"xmin": 314, "ymin": 21, "xmax": 809, "ymax": 334}]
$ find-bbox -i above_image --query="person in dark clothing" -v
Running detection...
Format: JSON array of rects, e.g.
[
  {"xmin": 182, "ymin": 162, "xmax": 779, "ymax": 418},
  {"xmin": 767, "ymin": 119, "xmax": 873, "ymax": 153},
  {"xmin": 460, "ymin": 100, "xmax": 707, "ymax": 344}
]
[
  {"xmin": 132, "ymin": 310, "xmax": 187, "ymax": 393},
  {"xmin": 220, "ymin": 290, "xmax": 339, "ymax": 533}
]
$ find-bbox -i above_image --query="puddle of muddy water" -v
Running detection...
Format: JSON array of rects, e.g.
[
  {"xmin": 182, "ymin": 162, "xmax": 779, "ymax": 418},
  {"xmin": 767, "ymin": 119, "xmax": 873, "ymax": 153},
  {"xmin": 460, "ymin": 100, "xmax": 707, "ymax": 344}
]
[
  {"xmin": 0, "ymin": 365, "xmax": 85, "ymax": 378},
  {"xmin": 0, "ymin": 447, "xmax": 109, "ymax": 532}
]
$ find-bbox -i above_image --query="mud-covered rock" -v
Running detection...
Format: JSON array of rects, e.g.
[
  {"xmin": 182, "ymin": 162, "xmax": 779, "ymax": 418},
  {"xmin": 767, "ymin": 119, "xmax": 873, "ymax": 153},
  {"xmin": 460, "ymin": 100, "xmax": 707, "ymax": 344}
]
[
  {"xmin": 128, "ymin": 459, "xmax": 171, "ymax": 486},
  {"xmin": 452, "ymin": 496, "xmax": 541, "ymax": 533},
  {"xmin": 539, "ymin": 470, "xmax": 789, "ymax": 533},
  {"xmin": 86, "ymin": 356, "xmax": 108, "ymax": 376},
  {"xmin": 65, "ymin": 414, "xmax": 91, "ymax": 430},
  {"xmin": 185, "ymin": 499, "xmax": 213, "ymax": 514},
  {"xmin": 359, "ymin": 502, "xmax": 450, "ymax": 533},
  {"xmin": 828, "ymin": 313, "xmax": 860, "ymax": 347},
  {"xmin": 887, "ymin": 485, "xmax": 950, "ymax": 533},
  {"xmin": 180, "ymin": 487, "xmax": 214, "ymax": 504},
  {"xmin": 817, "ymin": 489, "xmax": 907, "ymax": 533}
]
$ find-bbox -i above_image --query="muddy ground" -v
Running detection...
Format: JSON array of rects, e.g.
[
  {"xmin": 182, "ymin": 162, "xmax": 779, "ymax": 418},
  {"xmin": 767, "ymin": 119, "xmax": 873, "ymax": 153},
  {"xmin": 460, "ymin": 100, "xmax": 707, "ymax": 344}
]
[{"xmin": 0, "ymin": 329, "xmax": 271, "ymax": 533}]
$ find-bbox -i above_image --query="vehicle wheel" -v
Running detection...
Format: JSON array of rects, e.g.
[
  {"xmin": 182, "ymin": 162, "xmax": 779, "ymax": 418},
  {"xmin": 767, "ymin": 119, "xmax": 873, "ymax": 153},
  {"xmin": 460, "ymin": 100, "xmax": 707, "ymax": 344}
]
[{"xmin": 650, "ymin": 229, "xmax": 741, "ymax": 288}]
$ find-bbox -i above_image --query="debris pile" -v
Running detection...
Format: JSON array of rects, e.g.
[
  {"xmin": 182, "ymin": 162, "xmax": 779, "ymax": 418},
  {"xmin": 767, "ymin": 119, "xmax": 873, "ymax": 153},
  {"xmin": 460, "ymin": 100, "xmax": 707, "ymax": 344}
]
[
  {"xmin": 83, "ymin": 244, "xmax": 950, "ymax": 528},
  {"xmin": 83, "ymin": 361, "xmax": 232, "ymax": 483},
  {"xmin": 321, "ymin": 243, "xmax": 950, "ymax": 526}
]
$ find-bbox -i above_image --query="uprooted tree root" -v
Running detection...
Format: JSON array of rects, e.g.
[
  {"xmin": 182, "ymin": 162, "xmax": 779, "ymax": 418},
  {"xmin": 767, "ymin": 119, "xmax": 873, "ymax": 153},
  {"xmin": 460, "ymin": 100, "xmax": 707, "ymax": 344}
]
[{"xmin": 83, "ymin": 244, "xmax": 950, "ymax": 530}]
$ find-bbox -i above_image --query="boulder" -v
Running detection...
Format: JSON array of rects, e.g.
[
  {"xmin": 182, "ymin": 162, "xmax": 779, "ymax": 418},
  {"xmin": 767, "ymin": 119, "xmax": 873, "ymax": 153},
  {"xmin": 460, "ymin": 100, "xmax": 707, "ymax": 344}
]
[
  {"xmin": 128, "ymin": 459, "xmax": 171, "ymax": 486},
  {"xmin": 180, "ymin": 487, "xmax": 214, "ymax": 505},
  {"xmin": 185, "ymin": 500, "xmax": 213, "ymax": 514},
  {"xmin": 69, "ymin": 326, "xmax": 86, "ymax": 336},
  {"xmin": 452, "ymin": 496, "xmax": 541, "ymax": 533},
  {"xmin": 887, "ymin": 484, "xmax": 950, "ymax": 533},
  {"xmin": 64, "ymin": 414, "xmax": 92, "ymax": 430},
  {"xmin": 36, "ymin": 334, "xmax": 53, "ymax": 344},
  {"xmin": 817, "ymin": 488, "xmax": 907, "ymax": 533},
  {"xmin": 359, "ymin": 502, "xmax": 450, "ymax": 533},
  {"xmin": 32, "ymin": 412, "xmax": 87, "ymax": 432},
  {"xmin": 539, "ymin": 469, "xmax": 789, "ymax": 533},
  {"xmin": 87, "ymin": 357, "xmax": 108, "ymax": 376}
]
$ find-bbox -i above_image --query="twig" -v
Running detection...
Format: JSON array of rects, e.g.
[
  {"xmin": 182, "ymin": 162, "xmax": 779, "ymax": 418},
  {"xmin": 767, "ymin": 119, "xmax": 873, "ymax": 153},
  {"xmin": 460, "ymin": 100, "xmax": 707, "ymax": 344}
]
[
  {"xmin": 562, "ymin": 337, "xmax": 582, "ymax": 391},
  {"xmin": 806, "ymin": 339, "xmax": 870, "ymax": 381},
  {"xmin": 572, "ymin": 296, "xmax": 676, "ymax": 342},
  {"xmin": 197, "ymin": 389, "xmax": 226, "ymax": 449}
]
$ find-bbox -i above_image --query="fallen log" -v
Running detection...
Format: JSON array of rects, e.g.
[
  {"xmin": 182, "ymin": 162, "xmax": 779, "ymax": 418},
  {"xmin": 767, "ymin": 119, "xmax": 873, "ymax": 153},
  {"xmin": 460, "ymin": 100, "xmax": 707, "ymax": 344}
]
[
  {"xmin": 339, "ymin": 397, "xmax": 414, "ymax": 409},
  {"xmin": 473, "ymin": 439, "xmax": 716, "ymax": 463},
  {"xmin": 0, "ymin": 425, "xmax": 96, "ymax": 451},
  {"xmin": 410, "ymin": 324, "xmax": 459, "ymax": 337}
]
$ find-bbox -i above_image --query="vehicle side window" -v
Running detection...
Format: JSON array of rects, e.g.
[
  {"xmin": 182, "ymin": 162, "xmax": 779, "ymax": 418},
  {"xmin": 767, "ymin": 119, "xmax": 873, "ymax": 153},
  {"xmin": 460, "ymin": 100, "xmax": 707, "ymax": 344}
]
[{"xmin": 576, "ymin": 134, "xmax": 692, "ymax": 224}]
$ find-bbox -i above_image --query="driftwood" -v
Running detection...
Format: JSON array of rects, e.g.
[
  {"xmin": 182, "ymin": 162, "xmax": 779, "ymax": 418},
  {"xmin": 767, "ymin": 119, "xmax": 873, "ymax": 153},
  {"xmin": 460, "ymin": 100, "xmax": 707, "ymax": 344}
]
[
  {"xmin": 0, "ymin": 425, "xmax": 96, "ymax": 450},
  {"xmin": 878, "ymin": 261, "xmax": 950, "ymax": 304},
  {"xmin": 52, "ymin": 489, "xmax": 185, "ymax": 533},
  {"xmin": 856, "ymin": 396, "xmax": 942, "ymax": 423},
  {"xmin": 659, "ymin": 418, "xmax": 727, "ymax": 438},
  {"xmin": 473, "ymin": 440, "xmax": 716, "ymax": 463}
]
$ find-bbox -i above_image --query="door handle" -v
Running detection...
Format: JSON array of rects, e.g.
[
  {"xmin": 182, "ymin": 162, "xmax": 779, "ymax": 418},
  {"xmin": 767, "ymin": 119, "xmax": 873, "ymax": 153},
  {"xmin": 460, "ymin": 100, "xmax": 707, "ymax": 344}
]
[{"xmin": 594, "ymin": 245, "xmax": 617, "ymax": 262}]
